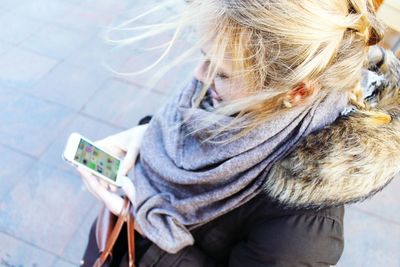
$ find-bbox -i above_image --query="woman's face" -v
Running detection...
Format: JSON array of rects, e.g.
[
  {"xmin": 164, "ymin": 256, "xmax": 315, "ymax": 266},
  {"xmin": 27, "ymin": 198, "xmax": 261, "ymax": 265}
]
[
  {"xmin": 193, "ymin": 43, "xmax": 311, "ymax": 109},
  {"xmin": 193, "ymin": 43, "xmax": 251, "ymax": 107}
]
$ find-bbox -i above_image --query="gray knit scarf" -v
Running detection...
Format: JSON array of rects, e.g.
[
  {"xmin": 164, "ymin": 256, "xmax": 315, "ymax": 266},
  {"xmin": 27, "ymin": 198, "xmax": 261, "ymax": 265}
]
[{"xmin": 130, "ymin": 76, "xmax": 351, "ymax": 253}]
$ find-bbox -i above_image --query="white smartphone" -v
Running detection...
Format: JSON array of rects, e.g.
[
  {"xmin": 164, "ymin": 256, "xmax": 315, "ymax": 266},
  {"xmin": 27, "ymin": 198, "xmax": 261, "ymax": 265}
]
[{"xmin": 62, "ymin": 132, "xmax": 123, "ymax": 187}]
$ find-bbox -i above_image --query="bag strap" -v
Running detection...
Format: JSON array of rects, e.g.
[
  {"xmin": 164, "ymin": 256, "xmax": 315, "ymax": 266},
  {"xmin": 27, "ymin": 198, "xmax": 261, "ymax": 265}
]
[
  {"xmin": 96, "ymin": 204, "xmax": 117, "ymax": 252},
  {"xmin": 127, "ymin": 205, "xmax": 136, "ymax": 266},
  {"xmin": 94, "ymin": 196, "xmax": 135, "ymax": 267}
]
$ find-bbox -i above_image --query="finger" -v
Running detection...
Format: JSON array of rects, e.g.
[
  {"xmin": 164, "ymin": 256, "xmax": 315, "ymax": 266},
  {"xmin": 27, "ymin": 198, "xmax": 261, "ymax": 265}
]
[
  {"xmin": 109, "ymin": 184, "xmax": 117, "ymax": 192},
  {"xmin": 96, "ymin": 184, "xmax": 125, "ymax": 215},
  {"xmin": 78, "ymin": 167, "xmax": 124, "ymax": 215},
  {"xmin": 96, "ymin": 176, "xmax": 118, "ymax": 192},
  {"xmin": 78, "ymin": 167, "xmax": 111, "ymax": 199},
  {"xmin": 121, "ymin": 145, "xmax": 140, "ymax": 176},
  {"xmin": 80, "ymin": 173, "xmax": 99, "ymax": 199},
  {"xmin": 78, "ymin": 165, "xmax": 116, "ymax": 194},
  {"xmin": 82, "ymin": 176, "xmax": 104, "ymax": 201},
  {"xmin": 120, "ymin": 176, "xmax": 136, "ymax": 206},
  {"xmin": 77, "ymin": 167, "xmax": 102, "ymax": 200},
  {"xmin": 99, "ymin": 178, "xmax": 117, "ymax": 192},
  {"xmin": 98, "ymin": 178, "xmax": 111, "ymax": 191},
  {"xmin": 95, "ymin": 138, "xmax": 126, "ymax": 159}
]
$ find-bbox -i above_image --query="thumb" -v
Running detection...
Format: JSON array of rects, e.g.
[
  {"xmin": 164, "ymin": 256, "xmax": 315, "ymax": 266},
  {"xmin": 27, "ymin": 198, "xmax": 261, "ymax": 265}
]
[{"xmin": 120, "ymin": 176, "xmax": 136, "ymax": 206}]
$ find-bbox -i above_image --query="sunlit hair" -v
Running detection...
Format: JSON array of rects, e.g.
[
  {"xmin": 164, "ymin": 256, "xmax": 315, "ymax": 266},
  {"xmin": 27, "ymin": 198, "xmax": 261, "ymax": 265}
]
[{"xmin": 104, "ymin": 0, "xmax": 384, "ymax": 144}]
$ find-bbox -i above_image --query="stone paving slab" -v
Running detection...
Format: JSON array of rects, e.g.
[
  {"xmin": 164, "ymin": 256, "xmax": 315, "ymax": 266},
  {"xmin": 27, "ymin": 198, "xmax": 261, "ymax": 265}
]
[
  {"xmin": 0, "ymin": 1, "xmax": 14, "ymax": 11},
  {"xmin": 0, "ymin": 13, "xmax": 45, "ymax": 45},
  {"xmin": 113, "ymin": 48, "xmax": 198, "ymax": 95},
  {"xmin": 0, "ymin": 88, "xmax": 76, "ymax": 157},
  {"xmin": 20, "ymin": 24, "xmax": 92, "ymax": 61},
  {"xmin": 96, "ymin": 9, "xmax": 198, "ymax": 94},
  {"xmin": 62, "ymin": 7, "xmax": 179, "ymax": 74},
  {"xmin": 0, "ymin": 144, "xmax": 36, "ymax": 200},
  {"xmin": 79, "ymin": 0, "xmax": 135, "ymax": 17},
  {"xmin": 13, "ymin": 0, "xmax": 74, "ymax": 25},
  {"xmin": 82, "ymin": 78, "xmax": 171, "ymax": 128},
  {"xmin": 54, "ymin": 5, "xmax": 117, "ymax": 34},
  {"xmin": 51, "ymin": 258, "xmax": 76, "ymax": 267},
  {"xmin": 337, "ymin": 207, "xmax": 400, "ymax": 267},
  {"xmin": 29, "ymin": 62, "xmax": 110, "ymax": 111},
  {"xmin": 0, "ymin": 8, "xmax": 6, "ymax": 16},
  {"xmin": 61, "ymin": 201, "xmax": 101, "ymax": 264},
  {"xmin": 0, "ymin": 0, "xmax": 27, "ymax": 11},
  {"xmin": 0, "ymin": 163, "xmax": 96, "ymax": 257},
  {"xmin": 352, "ymin": 174, "xmax": 400, "ymax": 225},
  {"xmin": 0, "ymin": 41, "xmax": 12, "ymax": 56},
  {"xmin": 0, "ymin": 47, "xmax": 58, "ymax": 90},
  {"xmin": 64, "ymin": 37, "xmax": 118, "ymax": 73},
  {"xmin": 0, "ymin": 232, "xmax": 56, "ymax": 267}
]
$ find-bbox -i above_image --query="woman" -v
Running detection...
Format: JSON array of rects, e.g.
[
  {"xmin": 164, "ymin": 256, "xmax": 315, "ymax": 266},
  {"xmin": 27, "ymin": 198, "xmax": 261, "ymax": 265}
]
[{"xmin": 79, "ymin": 0, "xmax": 400, "ymax": 266}]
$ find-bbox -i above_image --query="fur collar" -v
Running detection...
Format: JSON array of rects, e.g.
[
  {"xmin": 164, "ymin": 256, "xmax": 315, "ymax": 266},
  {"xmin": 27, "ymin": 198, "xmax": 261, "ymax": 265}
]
[{"xmin": 263, "ymin": 48, "xmax": 400, "ymax": 209}]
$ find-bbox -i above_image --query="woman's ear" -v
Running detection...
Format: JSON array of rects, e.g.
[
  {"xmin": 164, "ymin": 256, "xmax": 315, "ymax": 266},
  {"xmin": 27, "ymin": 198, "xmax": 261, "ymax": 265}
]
[{"xmin": 283, "ymin": 80, "xmax": 314, "ymax": 108}]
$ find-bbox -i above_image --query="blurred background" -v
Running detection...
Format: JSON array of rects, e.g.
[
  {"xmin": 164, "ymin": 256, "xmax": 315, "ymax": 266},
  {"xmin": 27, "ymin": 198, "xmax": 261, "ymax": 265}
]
[{"xmin": 0, "ymin": 0, "xmax": 399, "ymax": 266}]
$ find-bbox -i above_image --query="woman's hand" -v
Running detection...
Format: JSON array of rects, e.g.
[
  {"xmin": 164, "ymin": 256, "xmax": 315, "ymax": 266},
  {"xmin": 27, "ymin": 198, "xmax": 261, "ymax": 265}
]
[{"xmin": 76, "ymin": 124, "xmax": 148, "ymax": 235}]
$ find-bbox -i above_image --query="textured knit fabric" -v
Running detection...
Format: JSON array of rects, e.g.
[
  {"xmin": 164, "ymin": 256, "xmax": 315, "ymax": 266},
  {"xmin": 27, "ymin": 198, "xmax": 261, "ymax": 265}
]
[{"xmin": 129, "ymin": 76, "xmax": 351, "ymax": 253}]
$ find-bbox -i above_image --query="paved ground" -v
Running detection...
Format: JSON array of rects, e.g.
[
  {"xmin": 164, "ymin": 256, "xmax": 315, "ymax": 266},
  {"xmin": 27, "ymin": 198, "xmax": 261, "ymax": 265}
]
[{"xmin": 0, "ymin": 0, "xmax": 399, "ymax": 266}]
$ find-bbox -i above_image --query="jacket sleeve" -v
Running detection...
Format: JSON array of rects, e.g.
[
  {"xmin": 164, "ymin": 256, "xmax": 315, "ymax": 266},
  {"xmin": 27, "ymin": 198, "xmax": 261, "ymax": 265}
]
[{"xmin": 228, "ymin": 213, "xmax": 344, "ymax": 267}]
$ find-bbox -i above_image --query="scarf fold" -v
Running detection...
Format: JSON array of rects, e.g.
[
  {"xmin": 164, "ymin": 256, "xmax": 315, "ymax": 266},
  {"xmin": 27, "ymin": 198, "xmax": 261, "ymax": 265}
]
[{"xmin": 130, "ymin": 76, "xmax": 350, "ymax": 253}]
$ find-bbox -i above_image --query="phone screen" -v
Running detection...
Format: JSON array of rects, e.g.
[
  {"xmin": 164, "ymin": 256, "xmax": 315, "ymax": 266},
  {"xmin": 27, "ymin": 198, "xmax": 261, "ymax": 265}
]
[{"xmin": 74, "ymin": 139, "xmax": 120, "ymax": 181}]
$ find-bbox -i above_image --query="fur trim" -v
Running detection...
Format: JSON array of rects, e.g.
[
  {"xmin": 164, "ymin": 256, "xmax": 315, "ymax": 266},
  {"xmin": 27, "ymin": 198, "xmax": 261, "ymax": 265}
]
[{"xmin": 263, "ymin": 48, "xmax": 400, "ymax": 209}]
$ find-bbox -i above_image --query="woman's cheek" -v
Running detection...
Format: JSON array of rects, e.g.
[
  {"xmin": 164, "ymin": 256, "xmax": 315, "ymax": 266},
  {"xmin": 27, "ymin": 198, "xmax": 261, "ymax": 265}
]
[
  {"xmin": 214, "ymin": 80, "xmax": 232, "ymax": 100},
  {"xmin": 216, "ymin": 80, "xmax": 246, "ymax": 102}
]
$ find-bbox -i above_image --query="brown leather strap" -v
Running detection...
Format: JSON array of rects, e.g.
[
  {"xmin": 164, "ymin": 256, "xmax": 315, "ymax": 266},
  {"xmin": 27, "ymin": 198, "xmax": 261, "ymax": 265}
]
[
  {"xmin": 94, "ymin": 197, "xmax": 134, "ymax": 267},
  {"xmin": 96, "ymin": 205, "xmax": 117, "ymax": 252},
  {"xmin": 127, "ymin": 208, "xmax": 136, "ymax": 267}
]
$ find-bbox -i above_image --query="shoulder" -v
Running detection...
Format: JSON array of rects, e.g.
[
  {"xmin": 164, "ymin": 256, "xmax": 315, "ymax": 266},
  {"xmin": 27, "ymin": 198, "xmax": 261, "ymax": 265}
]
[
  {"xmin": 230, "ymin": 199, "xmax": 345, "ymax": 267},
  {"xmin": 253, "ymin": 207, "xmax": 344, "ymax": 259}
]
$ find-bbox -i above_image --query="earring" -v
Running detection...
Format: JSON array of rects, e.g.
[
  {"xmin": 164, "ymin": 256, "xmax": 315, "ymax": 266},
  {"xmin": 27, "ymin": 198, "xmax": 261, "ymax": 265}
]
[{"xmin": 282, "ymin": 97, "xmax": 293, "ymax": 108}]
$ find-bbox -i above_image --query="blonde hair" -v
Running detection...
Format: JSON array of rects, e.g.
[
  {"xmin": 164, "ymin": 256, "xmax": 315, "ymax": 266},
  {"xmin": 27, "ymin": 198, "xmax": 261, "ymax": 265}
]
[{"xmin": 105, "ymin": 0, "xmax": 384, "ymax": 144}]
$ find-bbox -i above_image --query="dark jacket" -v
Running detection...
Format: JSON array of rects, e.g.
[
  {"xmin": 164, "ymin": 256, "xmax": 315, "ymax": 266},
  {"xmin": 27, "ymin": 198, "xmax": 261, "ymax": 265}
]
[{"xmin": 134, "ymin": 193, "xmax": 344, "ymax": 267}]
